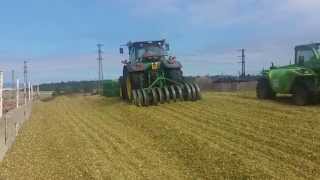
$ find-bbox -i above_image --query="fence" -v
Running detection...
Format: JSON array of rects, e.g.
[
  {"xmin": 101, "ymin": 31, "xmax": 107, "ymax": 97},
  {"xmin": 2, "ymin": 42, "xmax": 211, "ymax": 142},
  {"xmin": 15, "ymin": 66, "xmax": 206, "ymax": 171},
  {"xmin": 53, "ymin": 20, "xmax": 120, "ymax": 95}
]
[
  {"xmin": 0, "ymin": 104, "xmax": 32, "ymax": 161},
  {"xmin": 0, "ymin": 71, "xmax": 38, "ymax": 161}
]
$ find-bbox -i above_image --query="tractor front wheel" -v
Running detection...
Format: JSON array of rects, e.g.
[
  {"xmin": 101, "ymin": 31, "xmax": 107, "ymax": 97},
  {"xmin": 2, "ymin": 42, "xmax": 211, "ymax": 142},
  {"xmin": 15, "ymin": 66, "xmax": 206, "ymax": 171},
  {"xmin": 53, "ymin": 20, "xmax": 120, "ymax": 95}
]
[
  {"xmin": 292, "ymin": 85, "xmax": 312, "ymax": 106},
  {"xmin": 256, "ymin": 78, "xmax": 276, "ymax": 99}
]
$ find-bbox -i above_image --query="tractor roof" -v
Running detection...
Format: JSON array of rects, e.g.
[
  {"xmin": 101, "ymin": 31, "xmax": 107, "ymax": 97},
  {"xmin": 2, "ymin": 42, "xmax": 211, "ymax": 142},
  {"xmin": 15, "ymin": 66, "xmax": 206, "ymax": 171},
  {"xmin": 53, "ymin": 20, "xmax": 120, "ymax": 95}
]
[
  {"xmin": 295, "ymin": 43, "xmax": 320, "ymax": 50},
  {"xmin": 127, "ymin": 40, "xmax": 166, "ymax": 48}
]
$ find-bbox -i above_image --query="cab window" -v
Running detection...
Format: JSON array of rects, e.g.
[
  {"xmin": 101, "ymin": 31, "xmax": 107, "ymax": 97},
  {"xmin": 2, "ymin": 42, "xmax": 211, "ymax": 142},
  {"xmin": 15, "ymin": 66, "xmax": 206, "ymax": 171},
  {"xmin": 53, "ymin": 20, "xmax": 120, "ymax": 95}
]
[
  {"xmin": 129, "ymin": 48, "xmax": 136, "ymax": 63},
  {"xmin": 296, "ymin": 49, "xmax": 315, "ymax": 64}
]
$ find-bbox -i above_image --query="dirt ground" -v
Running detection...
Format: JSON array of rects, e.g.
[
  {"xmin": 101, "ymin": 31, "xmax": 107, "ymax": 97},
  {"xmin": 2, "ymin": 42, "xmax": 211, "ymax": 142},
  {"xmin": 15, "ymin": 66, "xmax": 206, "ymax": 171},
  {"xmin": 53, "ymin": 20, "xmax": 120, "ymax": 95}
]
[{"xmin": 0, "ymin": 92, "xmax": 320, "ymax": 179}]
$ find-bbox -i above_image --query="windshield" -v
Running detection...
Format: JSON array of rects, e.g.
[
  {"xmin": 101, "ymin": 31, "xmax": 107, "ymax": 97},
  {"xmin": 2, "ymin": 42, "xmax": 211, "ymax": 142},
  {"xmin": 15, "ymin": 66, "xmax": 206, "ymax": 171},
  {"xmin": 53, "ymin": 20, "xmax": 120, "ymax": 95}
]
[
  {"xmin": 136, "ymin": 46, "xmax": 165, "ymax": 58},
  {"xmin": 316, "ymin": 45, "xmax": 320, "ymax": 55}
]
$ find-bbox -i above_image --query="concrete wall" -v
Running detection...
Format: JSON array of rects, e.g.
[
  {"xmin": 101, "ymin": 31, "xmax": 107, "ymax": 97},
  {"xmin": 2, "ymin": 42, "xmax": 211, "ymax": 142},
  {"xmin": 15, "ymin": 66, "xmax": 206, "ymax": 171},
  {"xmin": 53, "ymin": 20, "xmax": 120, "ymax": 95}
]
[
  {"xmin": 195, "ymin": 77, "xmax": 257, "ymax": 92},
  {"xmin": 0, "ymin": 103, "xmax": 32, "ymax": 161},
  {"xmin": 212, "ymin": 81, "xmax": 257, "ymax": 92}
]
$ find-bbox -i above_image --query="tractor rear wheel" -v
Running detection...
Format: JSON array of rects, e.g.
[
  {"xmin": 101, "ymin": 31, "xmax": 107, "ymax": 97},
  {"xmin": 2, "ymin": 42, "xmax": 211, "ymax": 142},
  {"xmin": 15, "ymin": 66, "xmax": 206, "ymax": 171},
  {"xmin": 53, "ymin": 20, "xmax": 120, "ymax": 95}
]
[
  {"xmin": 256, "ymin": 78, "xmax": 276, "ymax": 99},
  {"xmin": 292, "ymin": 85, "xmax": 312, "ymax": 106},
  {"xmin": 131, "ymin": 73, "xmax": 144, "ymax": 89},
  {"xmin": 125, "ymin": 75, "xmax": 132, "ymax": 101},
  {"xmin": 119, "ymin": 77, "xmax": 126, "ymax": 100},
  {"xmin": 132, "ymin": 90, "xmax": 138, "ymax": 105}
]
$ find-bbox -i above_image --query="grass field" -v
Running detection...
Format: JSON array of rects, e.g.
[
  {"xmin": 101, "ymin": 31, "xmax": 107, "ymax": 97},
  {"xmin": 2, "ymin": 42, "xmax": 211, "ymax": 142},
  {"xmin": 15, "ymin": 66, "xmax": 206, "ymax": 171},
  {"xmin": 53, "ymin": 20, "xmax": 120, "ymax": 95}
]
[{"xmin": 0, "ymin": 92, "xmax": 320, "ymax": 179}]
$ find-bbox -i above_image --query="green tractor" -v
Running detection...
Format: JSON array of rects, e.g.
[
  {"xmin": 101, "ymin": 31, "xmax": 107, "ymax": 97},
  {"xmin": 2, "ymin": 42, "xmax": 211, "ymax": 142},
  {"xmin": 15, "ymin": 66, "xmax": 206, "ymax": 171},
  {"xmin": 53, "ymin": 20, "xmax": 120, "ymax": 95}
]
[
  {"xmin": 119, "ymin": 39, "xmax": 201, "ymax": 106},
  {"xmin": 257, "ymin": 43, "xmax": 320, "ymax": 105}
]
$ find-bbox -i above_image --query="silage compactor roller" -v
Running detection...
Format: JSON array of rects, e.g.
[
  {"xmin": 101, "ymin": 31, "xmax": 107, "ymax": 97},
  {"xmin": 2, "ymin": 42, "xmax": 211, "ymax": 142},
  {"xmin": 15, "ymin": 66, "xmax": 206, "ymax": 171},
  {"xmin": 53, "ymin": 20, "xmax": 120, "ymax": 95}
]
[{"xmin": 119, "ymin": 40, "xmax": 201, "ymax": 106}]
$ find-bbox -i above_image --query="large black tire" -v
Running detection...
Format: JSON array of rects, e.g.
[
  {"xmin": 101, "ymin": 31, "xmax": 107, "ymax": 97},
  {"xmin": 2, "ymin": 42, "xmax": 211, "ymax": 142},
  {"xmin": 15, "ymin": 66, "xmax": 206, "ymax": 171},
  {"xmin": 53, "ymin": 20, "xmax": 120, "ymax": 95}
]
[
  {"xmin": 167, "ymin": 69, "xmax": 183, "ymax": 82},
  {"xmin": 256, "ymin": 78, "xmax": 276, "ymax": 99},
  {"xmin": 292, "ymin": 85, "xmax": 312, "ymax": 106},
  {"xmin": 123, "ymin": 67, "xmax": 144, "ymax": 101},
  {"xmin": 119, "ymin": 77, "xmax": 126, "ymax": 100},
  {"xmin": 122, "ymin": 68, "xmax": 129, "ymax": 100},
  {"xmin": 131, "ymin": 72, "xmax": 144, "ymax": 89}
]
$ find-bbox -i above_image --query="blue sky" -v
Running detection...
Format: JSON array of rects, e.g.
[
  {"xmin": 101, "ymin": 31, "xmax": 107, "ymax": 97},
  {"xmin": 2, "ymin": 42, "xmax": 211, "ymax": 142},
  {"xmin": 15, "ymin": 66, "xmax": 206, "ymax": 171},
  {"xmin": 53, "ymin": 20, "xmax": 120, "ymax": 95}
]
[{"xmin": 0, "ymin": 0, "xmax": 319, "ymax": 84}]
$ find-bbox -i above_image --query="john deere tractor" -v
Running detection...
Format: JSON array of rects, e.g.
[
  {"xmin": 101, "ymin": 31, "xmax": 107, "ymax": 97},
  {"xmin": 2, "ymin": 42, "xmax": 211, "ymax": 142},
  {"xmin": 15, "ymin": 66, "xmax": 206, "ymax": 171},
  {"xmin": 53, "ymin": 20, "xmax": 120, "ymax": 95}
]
[
  {"xmin": 257, "ymin": 43, "xmax": 320, "ymax": 105},
  {"xmin": 119, "ymin": 39, "xmax": 201, "ymax": 106}
]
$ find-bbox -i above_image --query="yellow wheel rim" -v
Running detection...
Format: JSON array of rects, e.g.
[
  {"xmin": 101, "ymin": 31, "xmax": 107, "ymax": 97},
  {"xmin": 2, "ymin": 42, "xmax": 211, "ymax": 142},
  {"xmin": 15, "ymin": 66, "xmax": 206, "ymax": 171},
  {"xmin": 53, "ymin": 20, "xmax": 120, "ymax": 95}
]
[{"xmin": 126, "ymin": 76, "xmax": 132, "ymax": 100}]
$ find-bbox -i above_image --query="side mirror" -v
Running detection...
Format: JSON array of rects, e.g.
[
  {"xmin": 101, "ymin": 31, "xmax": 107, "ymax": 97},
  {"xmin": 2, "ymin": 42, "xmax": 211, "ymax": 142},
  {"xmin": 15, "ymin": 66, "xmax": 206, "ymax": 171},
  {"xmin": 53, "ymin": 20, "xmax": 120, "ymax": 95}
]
[
  {"xmin": 165, "ymin": 44, "xmax": 170, "ymax": 51},
  {"xmin": 121, "ymin": 60, "xmax": 128, "ymax": 64},
  {"xmin": 119, "ymin": 48, "xmax": 124, "ymax": 54}
]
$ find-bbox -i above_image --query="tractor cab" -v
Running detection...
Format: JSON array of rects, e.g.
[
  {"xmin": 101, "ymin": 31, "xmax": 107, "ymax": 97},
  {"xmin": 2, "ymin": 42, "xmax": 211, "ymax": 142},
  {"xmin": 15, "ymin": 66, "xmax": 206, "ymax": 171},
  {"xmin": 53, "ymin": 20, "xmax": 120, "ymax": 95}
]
[
  {"xmin": 120, "ymin": 40, "xmax": 170, "ymax": 63},
  {"xmin": 295, "ymin": 43, "xmax": 320, "ymax": 68}
]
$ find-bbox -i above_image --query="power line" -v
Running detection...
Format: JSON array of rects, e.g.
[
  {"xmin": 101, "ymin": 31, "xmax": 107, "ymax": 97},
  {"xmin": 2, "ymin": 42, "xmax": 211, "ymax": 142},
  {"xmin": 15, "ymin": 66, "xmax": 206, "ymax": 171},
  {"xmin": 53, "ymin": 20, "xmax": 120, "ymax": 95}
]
[{"xmin": 97, "ymin": 44, "xmax": 104, "ymax": 95}]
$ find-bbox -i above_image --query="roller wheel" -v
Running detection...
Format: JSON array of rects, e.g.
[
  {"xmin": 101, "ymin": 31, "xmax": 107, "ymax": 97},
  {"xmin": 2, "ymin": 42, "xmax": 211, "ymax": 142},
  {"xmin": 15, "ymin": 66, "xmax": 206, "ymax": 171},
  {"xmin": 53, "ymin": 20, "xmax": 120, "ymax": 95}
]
[
  {"xmin": 151, "ymin": 88, "xmax": 158, "ymax": 105},
  {"xmin": 132, "ymin": 90, "xmax": 138, "ymax": 105},
  {"xmin": 156, "ymin": 87, "xmax": 165, "ymax": 104},
  {"xmin": 188, "ymin": 83, "xmax": 197, "ymax": 101},
  {"xmin": 141, "ymin": 89, "xmax": 150, "ymax": 106},
  {"xmin": 169, "ymin": 85, "xmax": 177, "ymax": 102},
  {"xmin": 167, "ymin": 69, "xmax": 183, "ymax": 82},
  {"xmin": 192, "ymin": 82, "xmax": 201, "ymax": 100},
  {"xmin": 175, "ymin": 85, "xmax": 184, "ymax": 101},
  {"xmin": 183, "ymin": 83, "xmax": 192, "ymax": 101},
  {"xmin": 136, "ymin": 89, "xmax": 143, "ymax": 106},
  {"xmin": 163, "ymin": 87, "xmax": 171, "ymax": 102}
]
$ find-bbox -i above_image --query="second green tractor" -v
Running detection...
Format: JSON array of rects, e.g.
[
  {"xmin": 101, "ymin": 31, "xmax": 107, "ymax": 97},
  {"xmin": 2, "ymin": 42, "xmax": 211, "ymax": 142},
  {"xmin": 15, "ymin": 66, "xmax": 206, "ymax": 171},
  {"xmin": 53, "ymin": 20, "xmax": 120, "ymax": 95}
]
[
  {"xmin": 257, "ymin": 43, "xmax": 320, "ymax": 105},
  {"xmin": 119, "ymin": 40, "xmax": 201, "ymax": 106}
]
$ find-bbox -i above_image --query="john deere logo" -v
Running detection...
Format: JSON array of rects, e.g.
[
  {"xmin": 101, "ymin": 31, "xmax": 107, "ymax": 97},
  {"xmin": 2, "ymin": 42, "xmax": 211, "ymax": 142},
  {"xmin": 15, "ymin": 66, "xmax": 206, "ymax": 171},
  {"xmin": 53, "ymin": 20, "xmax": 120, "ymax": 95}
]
[{"xmin": 152, "ymin": 62, "xmax": 160, "ymax": 70}]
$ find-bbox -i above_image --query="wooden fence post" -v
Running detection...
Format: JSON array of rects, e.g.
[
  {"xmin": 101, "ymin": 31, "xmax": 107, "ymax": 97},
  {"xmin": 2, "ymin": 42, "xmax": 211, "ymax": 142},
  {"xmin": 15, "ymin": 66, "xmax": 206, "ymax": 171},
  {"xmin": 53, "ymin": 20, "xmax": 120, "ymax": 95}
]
[
  {"xmin": 31, "ymin": 84, "xmax": 34, "ymax": 100},
  {"xmin": 16, "ymin": 79, "xmax": 20, "ymax": 108},
  {"xmin": 28, "ymin": 82, "xmax": 31, "ymax": 102},
  {"xmin": 0, "ymin": 71, "xmax": 3, "ymax": 118}
]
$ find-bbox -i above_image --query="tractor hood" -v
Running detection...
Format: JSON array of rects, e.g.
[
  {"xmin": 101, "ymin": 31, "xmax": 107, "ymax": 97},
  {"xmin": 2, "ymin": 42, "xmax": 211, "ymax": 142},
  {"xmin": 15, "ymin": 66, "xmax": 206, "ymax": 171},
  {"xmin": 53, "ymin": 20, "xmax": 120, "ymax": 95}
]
[
  {"xmin": 280, "ymin": 66, "xmax": 315, "ymax": 76},
  {"xmin": 265, "ymin": 64, "xmax": 315, "ymax": 76}
]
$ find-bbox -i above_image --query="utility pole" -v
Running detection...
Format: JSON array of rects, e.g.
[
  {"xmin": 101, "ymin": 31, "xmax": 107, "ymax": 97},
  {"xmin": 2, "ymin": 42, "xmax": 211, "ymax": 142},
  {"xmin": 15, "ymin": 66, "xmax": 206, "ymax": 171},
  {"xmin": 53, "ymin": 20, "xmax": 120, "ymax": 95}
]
[
  {"xmin": 24, "ymin": 61, "xmax": 28, "ymax": 104},
  {"xmin": 97, "ymin": 44, "xmax": 104, "ymax": 95},
  {"xmin": 238, "ymin": 49, "xmax": 246, "ymax": 79},
  {"xmin": 24, "ymin": 61, "xmax": 28, "ymax": 87},
  {"xmin": 11, "ymin": 70, "xmax": 15, "ymax": 99},
  {"xmin": 11, "ymin": 70, "xmax": 15, "ymax": 89}
]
